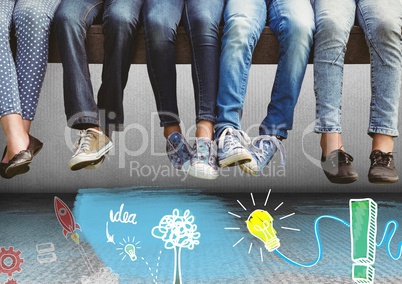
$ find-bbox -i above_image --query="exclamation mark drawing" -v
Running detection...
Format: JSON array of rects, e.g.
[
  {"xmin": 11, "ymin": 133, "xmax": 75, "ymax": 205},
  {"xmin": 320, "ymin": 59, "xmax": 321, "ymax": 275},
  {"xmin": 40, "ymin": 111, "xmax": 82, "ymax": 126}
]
[{"xmin": 349, "ymin": 198, "xmax": 378, "ymax": 284}]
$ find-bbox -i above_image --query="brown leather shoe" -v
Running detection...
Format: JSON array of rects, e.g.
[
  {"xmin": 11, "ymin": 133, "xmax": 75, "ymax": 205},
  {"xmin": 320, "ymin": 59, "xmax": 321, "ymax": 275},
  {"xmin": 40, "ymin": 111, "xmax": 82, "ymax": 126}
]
[
  {"xmin": 0, "ymin": 147, "xmax": 10, "ymax": 179},
  {"xmin": 4, "ymin": 150, "xmax": 32, "ymax": 178},
  {"xmin": 321, "ymin": 149, "xmax": 358, "ymax": 184},
  {"xmin": 0, "ymin": 164, "xmax": 8, "ymax": 178},
  {"xmin": 1, "ymin": 135, "xmax": 42, "ymax": 179},
  {"xmin": 28, "ymin": 134, "xmax": 43, "ymax": 157},
  {"xmin": 368, "ymin": 150, "xmax": 399, "ymax": 184}
]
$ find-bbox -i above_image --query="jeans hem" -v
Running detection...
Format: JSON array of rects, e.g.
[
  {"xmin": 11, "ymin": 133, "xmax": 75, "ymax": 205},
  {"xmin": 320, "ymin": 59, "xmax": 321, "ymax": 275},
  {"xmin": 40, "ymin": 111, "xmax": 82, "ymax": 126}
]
[
  {"xmin": 69, "ymin": 117, "xmax": 100, "ymax": 130},
  {"xmin": 368, "ymin": 127, "xmax": 399, "ymax": 138},
  {"xmin": 160, "ymin": 120, "xmax": 181, "ymax": 128},
  {"xmin": 196, "ymin": 115, "xmax": 216, "ymax": 124},
  {"xmin": 259, "ymin": 128, "xmax": 288, "ymax": 139},
  {"xmin": 314, "ymin": 127, "xmax": 342, "ymax": 134}
]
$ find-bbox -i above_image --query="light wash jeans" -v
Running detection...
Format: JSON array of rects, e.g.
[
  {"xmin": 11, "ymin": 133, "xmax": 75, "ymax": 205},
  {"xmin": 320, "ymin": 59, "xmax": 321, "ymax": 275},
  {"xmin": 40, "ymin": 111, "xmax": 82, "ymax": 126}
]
[
  {"xmin": 0, "ymin": 0, "xmax": 60, "ymax": 120},
  {"xmin": 313, "ymin": 0, "xmax": 402, "ymax": 137},
  {"xmin": 215, "ymin": 0, "xmax": 315, "ymax": 139}
]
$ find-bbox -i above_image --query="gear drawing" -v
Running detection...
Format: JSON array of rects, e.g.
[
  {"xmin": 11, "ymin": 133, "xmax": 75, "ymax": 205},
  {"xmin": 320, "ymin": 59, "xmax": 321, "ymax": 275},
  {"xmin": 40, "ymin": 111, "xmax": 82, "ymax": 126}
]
[
  {"xmin": 0, "ymin": 247, "xmax": 24, "ymax": 277},
  {"xmin": 5, "ymin": 278, "xmax": 18, "ymax": 284}
]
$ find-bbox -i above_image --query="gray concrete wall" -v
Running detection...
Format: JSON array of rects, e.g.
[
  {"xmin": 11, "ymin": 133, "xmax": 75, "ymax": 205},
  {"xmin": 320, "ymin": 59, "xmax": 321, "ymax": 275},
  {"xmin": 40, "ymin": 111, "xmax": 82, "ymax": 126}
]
[{"xmin": 0, "ymin": 64, "xmax": 401, "ymax": 193}]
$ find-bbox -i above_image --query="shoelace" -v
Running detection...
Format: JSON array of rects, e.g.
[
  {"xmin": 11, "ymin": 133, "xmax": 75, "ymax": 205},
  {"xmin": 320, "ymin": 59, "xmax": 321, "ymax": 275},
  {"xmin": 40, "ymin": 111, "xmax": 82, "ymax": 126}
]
[
  {"xmin": 73, "ymin": 130, "xmax": 93, "ymax": 156},
  {"xmin": 252, "ymin": 135, "xmax": 286, "ymax": 166},
  {"xmin": 218, "ymin": 128, "xmax": 251, "ymax": 150},
  {"xmin": 326, "ymin": 150, "xmax": 354, "ymax": 167},
  {"xmin": 372, "ymin": 151, "xmax": 394, "ymax": 167}
]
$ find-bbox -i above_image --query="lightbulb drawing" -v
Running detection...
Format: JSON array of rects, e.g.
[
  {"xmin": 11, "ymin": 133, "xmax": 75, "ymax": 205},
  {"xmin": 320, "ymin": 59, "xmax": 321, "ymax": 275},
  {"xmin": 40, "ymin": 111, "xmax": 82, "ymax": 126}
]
[
  {"xmin": 116, "ymin": 236, "xmax": 141, "ymax": 261},
  {"xmin": 225, "ymin": 190, "xmax": 300, "ymax": 262},
  {"xmin": 124, "ymin": 244, "xmax": 137, "ymax": 261},
  {"xmin": 246, "ymin": 209, "xmax": 280, "ymax": 252}
]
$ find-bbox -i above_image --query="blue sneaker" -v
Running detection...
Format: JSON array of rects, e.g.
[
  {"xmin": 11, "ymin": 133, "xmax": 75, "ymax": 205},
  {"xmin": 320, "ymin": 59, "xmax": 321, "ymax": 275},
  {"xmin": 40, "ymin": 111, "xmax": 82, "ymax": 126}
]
[
  {"xmin": 217, "ymin": 127, "xmax": 252, "ymax": 168},
  {"xmin": 240, "ymin": 135, "xmax": 286, "ymax": 175},
  {"xmin": 166, "ymin": 132, "xmax": 193, "ymax": 171},
  {"xmin": 188, "ymin": 137, "xmax": 219, "ymax": 180}
]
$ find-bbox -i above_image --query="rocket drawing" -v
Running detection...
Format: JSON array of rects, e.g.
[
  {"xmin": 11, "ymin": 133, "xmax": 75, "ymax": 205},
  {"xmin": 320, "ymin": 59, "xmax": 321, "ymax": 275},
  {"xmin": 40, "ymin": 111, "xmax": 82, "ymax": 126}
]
[{"xmin": 54, "ymin": 196, "xmax": 81, "ymax": 244}]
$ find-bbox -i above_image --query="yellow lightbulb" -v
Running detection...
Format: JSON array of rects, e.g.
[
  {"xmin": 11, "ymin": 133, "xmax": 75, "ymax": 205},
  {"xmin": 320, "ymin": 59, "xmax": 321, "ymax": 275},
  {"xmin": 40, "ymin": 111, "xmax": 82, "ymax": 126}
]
[
  {"xmin": 246, "ymin": 209, "xmax": 280, "ymax": 252},
  {"xmin": 124, "ymin": 244, "xmax": 137, "ymax": 261}
]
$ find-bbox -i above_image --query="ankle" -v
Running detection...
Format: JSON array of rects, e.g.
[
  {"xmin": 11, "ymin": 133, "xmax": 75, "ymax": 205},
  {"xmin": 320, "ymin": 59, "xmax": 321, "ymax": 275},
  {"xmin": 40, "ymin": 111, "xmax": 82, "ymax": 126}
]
[
  {"xmin": 196, "ymin": 120, "xmax": 214, "ymax": 140},
  {"xmin": 320, "ymin": 133, "xmax": 343, "ymax": 157},
  {"xmin": 372, "ymin": 134, "xmax": 394, "ymax": 153},
  {"xmin": 164, "ymin": 125, "xmax": 181, "ymax": 139},
  {"xmin": 4, "ymin": 132, "xmax": 29, "ymax": 162}
]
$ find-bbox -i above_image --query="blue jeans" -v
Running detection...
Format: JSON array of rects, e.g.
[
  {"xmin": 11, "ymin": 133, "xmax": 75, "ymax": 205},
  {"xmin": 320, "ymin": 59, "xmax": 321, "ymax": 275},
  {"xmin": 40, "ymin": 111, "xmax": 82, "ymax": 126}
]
[
  {"xmin": 54, "ymin": 0, "xmax": 144, "ymax": 134},
  {"xmin": 313, "ymin": 0, "xmax": 402, "ymax": 137},
  {"xmin": 143, "ymin": 0, "xmax": 224, "ymax": 127},
  {"xmin": 215, "ymin": 0, "xmax": 315, "ymax": 139},
  {"xmin": 0, "ymin": 0, "xmax": 60, "ymax": 120}
]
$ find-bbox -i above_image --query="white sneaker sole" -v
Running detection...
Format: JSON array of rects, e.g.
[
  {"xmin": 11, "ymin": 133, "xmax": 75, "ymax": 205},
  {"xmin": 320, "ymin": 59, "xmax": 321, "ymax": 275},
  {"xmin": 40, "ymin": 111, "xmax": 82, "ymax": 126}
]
[
  {"xmin": 188, "ymin": 163, "xmax": 219, "ymax": 180},
  {"xmin": 69, "ymin": 142, "xmax": 114, "ymax": 171},
  {"xmin": 218, "ymin": 150, "xmax": 252, "ymax": 168},
  {"xmin": 239, "ymin": 161, "xmax": 258, "ymax": 176}
]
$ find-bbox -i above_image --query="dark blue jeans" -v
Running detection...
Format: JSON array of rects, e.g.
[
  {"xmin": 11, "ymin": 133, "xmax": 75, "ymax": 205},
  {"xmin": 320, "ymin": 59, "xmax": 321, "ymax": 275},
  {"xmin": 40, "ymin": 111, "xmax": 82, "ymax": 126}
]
[
  {"xmin": 143, "ymin": 0, "xmax": 224, "ymax": 127},
  {"xmin": 54, "ymin": 0, "xmax": 144, "ymax": 134}
]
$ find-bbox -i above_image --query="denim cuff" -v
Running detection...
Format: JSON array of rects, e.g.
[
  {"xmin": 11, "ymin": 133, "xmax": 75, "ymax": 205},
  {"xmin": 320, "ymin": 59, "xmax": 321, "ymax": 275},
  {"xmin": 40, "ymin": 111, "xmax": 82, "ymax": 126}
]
[
  {"xmin": 368, "ymin": 127, "xmax": 399, "ymax": 138},
  {"xmin": 259, "ymin": 128, "xmax": 288, "ymax": 140},
  {"xmin": 214, "ymin": 123, "xmax": 240, "ymax": 140},
  {"xmin": 314, "ymin": 127, "xmax": 342, "ymax": 134},
  {"xmin": 69, "ymin": 116, "xmax": 100, "ymax": 130},
  {"xmin": 160, "ymin": 119, "xmax": 181, "ymax": 128},
  {"xmin": 196, "ymin": 115, "xmax": 216, "ymax": 125}
]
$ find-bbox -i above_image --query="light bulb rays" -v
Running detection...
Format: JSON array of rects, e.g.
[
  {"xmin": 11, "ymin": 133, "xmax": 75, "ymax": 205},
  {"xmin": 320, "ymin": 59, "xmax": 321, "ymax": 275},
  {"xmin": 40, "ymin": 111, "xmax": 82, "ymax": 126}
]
[{"xmin": 225, "ymin": 190, "xmax": 300, "ymax": 261}]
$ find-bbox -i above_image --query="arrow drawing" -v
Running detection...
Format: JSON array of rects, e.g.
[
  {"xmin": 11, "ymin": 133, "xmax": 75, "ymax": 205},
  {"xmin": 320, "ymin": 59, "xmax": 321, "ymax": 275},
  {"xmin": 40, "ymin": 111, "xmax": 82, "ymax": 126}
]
[{"xmin": 106, "ymin": 222, "xmax": 115, "ymax": 244}]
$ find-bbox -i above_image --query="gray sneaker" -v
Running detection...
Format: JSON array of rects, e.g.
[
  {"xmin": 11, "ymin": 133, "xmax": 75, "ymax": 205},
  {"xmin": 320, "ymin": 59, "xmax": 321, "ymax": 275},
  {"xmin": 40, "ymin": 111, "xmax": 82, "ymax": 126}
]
[
  {"xmin": 166, "ymin": 132, "xmax": 193, "ymax": 171},
  {"xmin": 217, "ymin": 127, "xmax": 252, "ymax": 167},
  {"xmin": 68, "ymin": 128, "xmax": 114, "ymax": 171},
  {"xmin": 240, "ymin": 135, "xmax": 286, "ymax": 175},
  {"xmin": 188, "ymin": 138, "xmax": 219, "ymax": 180}
]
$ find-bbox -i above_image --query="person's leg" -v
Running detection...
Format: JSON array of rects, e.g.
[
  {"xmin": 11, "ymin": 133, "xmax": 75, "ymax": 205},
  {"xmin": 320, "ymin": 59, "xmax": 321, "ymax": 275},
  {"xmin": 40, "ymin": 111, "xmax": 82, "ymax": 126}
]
[
  {"xmin": 98, "ymin": 0, "xmax": 144, "ymax": 136},
  {"xmin": 54, "ymin": 0, "xmax": 114, "ymax": 171},
  {"xmin": 313, "ymin": 0, "xmax": 358, "ymax": 183},
  {"xmin": 215, "ymin": 0, "xmax": 267, "ymax": 168},
  {"xmin": 183, "ymin": 0, "xmax": 224, "ymax": 179},
  {"xmin": 314, "ymin": 0, "xmax": 356, "ymax": 155},
  {"xmin": 357, "ymin": 0, "xmax": 402, "ymax": 183},
  {"xmin": 13, "ymin": 0, "xmax": 60, "ymax": 145},
  {"xmin": 215, "ymin": 0, "xmax": 267, "ymax": 137},
  {"xmin": 183, "ymin": 0, "xmax": 223, "ymax": 140},
  {"xmin": 0, "ymin": 0, "xmax": 57, "ymax": 177},
  {"xmin": 260, "ymin": 0, "xmax": 314, "ymax": 139},
  {"xmin": 0, "ymin": 0, "xmax": 27, "ymax": 165},
  {"xmin": 241, "ymin": 0, "xmax": 315, "ymax": 175},
  {"xmin": 143, "ymin": 0, "xmax": 184, "ymax": 138},
  {"xmin": 54, "ymin": 0, "xmax": 103, "ymax": 130},
  {"xmin": 143, "ymin": 0, "xmax": 194, "ymax": 171},
  {"xmin": 14, "ymin": 0, "xmax": 60, "ymax": 123}
]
